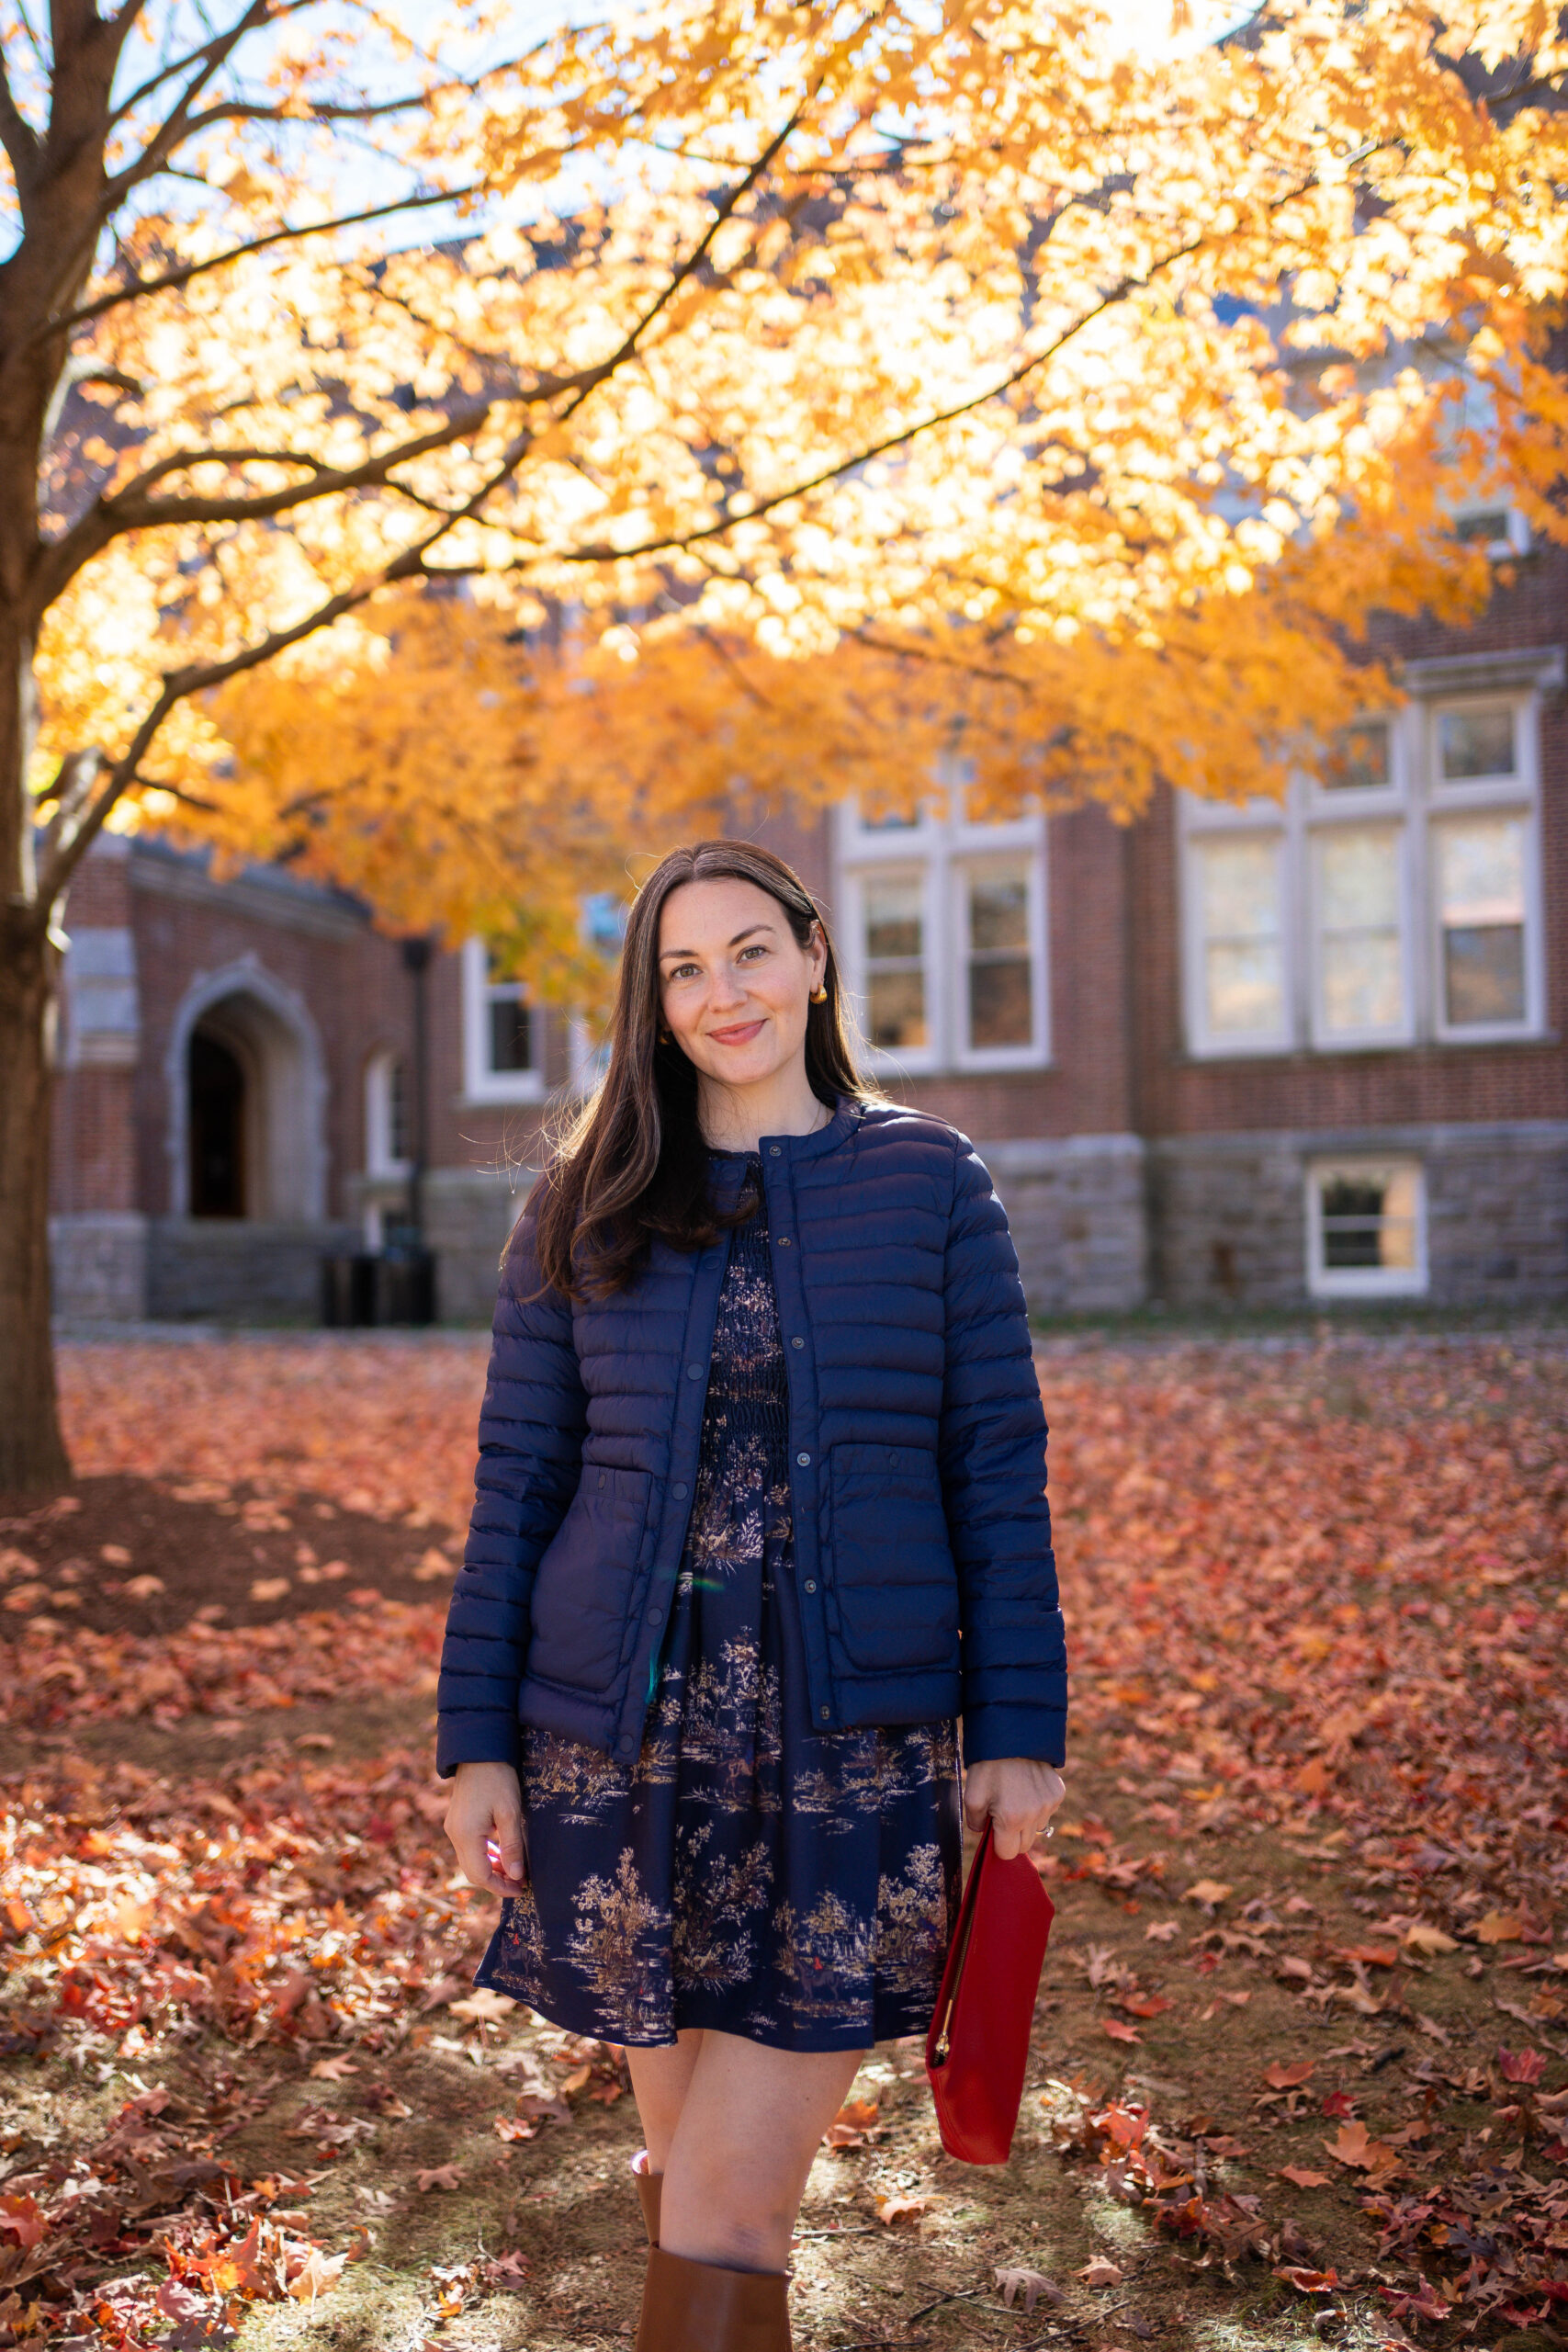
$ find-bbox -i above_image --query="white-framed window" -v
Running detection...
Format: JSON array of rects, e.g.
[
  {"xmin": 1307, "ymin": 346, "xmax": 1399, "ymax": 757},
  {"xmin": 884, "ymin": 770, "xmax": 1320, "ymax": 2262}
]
[
  {"xmin": 1305, "ymin": 1158, "xmax": 1427, "ymax": 1298},
  {"xmin": 1452, "ymin": 503, "xmax": 1531, "ymax": 561},
  {"xmin": 835, "ymin": 791, "xmax": 1048, "ymax": 1074},
  {"xmin": 364, "ymin": 1047, "xmax": 412, "ymax": 1177},
  {"xmin": 461, "ymin": 938, "xmax": 543, "ymax": 1103},
  {"xmin": 1183, "ymin": 827, "xmax": 1291, "ymax": 1054},
  {"xmin": 1179, "ymin": 675, "xmax": 1544, "ymax": 1057}
]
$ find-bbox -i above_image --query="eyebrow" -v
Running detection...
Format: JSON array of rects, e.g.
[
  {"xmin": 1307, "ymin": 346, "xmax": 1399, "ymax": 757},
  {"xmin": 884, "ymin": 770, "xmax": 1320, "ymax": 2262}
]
[{"xmin": 659, "ymin": 922, "xmax": 777, "ymax": 963}]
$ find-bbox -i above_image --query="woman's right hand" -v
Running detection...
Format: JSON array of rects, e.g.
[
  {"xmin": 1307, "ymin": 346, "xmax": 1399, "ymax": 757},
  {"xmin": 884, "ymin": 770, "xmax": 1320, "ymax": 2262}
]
[{"xmin": 444, "ymin": 1760, "xmax": 528, "ymax": 1894}]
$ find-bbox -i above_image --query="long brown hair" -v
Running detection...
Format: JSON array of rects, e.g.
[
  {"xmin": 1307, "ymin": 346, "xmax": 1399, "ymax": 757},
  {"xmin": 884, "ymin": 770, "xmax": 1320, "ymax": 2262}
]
[{"xmin": 532, "ymin": 839, "xmax": 874, "ymax": 1298}]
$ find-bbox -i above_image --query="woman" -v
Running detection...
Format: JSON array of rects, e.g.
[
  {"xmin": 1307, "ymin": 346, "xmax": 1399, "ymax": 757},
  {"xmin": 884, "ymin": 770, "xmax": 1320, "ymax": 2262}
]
[{"xmin": 440, "ymin": 839, "xmax": 1066, "ymax": 2352}]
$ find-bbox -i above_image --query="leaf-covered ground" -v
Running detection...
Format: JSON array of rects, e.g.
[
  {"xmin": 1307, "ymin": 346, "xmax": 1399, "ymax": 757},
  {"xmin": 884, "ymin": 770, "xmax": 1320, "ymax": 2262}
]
[{"xmin": 0, "ymin": 1332, "xmax": 1562, "ymax": 2352}]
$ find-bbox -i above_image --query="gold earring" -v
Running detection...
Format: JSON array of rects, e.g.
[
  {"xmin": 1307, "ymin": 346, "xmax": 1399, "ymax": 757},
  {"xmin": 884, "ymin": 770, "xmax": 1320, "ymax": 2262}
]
[
  {"xmin": 658, "ymin": 1023, "xmax": 672, "ymax": 1043},
  {"xmin": 809, "ymin": 983, "xmax": 828, "ymax": 1004}
]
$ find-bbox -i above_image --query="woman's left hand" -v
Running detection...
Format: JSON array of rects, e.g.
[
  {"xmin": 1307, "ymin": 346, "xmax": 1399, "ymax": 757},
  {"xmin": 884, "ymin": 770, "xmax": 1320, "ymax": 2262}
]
[{"xmin": 963, "ymin": 1758, "xmax": 1066, "ymax": 1860}]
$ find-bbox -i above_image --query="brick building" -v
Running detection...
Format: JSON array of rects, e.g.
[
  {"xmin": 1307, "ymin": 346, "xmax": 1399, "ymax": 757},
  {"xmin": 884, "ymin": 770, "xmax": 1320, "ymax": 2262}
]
[{"xmin": 49, "ymin": 530, "xmax": 1568, "ymax": 1323}]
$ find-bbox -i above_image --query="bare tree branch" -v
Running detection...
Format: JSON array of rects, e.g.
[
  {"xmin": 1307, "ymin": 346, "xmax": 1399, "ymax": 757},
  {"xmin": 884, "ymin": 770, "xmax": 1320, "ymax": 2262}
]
[
  {"xmin": 34, "ymin": 409, "xmax": 490, "ymax": 607},
  {"xmin": 0, "ymin": 40, "xmax": 42, "ymax": 181},
  {"xmin": 37, "ymin": 571, "xmax": 381, "ymax": 904},
  {"xmin": 412, "ymin": 96, "xmax": 814, "ymax": 561},
  {"xmin": 107, "ymin": 0, "xmax": 344, "ymax": 127},
  {"xmin": 39, "ymin": 181, "xmax": 486, "ymax": 341}
]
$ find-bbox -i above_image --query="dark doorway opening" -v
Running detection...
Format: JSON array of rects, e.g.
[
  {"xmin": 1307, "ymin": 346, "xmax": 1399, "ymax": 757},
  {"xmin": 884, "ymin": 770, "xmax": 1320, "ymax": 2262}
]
[{"xmin": 189, "ymin": 1030, "xmax": 246, "ymax": 1216}]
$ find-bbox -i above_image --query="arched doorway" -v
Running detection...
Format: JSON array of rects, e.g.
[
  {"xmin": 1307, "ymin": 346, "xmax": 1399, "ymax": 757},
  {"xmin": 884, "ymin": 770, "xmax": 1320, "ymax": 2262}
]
[
  {"xmin": 188, "ymin": 1029, "xmax": 247, "ymax": 1216},
  {"xmin": 166, "ymin": 963, "xmax": 327, "ymax": 1222}
]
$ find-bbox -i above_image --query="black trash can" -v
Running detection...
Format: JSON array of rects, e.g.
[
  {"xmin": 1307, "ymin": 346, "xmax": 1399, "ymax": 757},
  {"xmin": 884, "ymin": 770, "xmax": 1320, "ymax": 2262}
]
[
  {"xmin": 321, "ymin": 1251, "xmax": 378, "ymax": 1327},
  {"xmin": 378, "ymin": 1243, "xmax": 435, "ymax": 1326},
  {"xmin": 321, "ymin": 1247, "xmax": 436, "ymax": 1327}
]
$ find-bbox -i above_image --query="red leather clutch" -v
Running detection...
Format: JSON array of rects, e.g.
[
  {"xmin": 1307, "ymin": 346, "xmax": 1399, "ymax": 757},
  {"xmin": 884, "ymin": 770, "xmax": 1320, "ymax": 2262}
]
[{"xmin": 925, "ymin": 1823, "xmax": 1055, "ymax": 2165}]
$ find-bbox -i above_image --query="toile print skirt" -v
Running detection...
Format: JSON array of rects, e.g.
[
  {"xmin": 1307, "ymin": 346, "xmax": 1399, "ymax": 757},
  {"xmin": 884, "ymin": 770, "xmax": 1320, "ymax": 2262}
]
[{"xmin": 474, "ymin": 1473, "xmax": 963, "ymax": 2053}]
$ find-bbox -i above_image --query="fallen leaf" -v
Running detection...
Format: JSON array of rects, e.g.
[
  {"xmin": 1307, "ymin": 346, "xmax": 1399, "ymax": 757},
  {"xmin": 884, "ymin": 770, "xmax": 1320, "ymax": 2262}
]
[
  {"xmin": 446, "ymin": 1989, "xmax": 516, "ymax": 2023},
  {"xmin": 1184, "ymin": 1880, "xmax": 1234, "ymax": 1907},
  {"xmin": 484, "ymin": 2252, "xmax": 533, "ymax": 2288},
  {"xmin": 287, "ymin": 2245, "xmax": 346, "ymax": 2302},
  {"xmin": 1474, "ymin": 1909, "xmax": 1526, "ymax": 1945},
  {"xmin": 1263, "ymin": 2060, "xmax": 1315, "ymax": 2090},
  {"xmin": 995, "ymin": 2267, "xmax": 1065, "ymax": 2312},
  {"xmin": 1144, "ymin": 1919, "xmax": 1179, "ymax": 1942},
  {"xmin": 417, "ymin": 2165, "xmax": 464, "ymax": 2192},
  {"xmin": 874, "ymin": 2192, "xmax": 930, "ymax": 2224},
  {"xmin": 1325, "ymin": 2120, "xmax": 1398, "ymax": 2173},
  {"xmin": 1275, "ymin": 2266, "xmax": 1340, "ymax": 2294},
  {"xmin": 1497, "ymin": 2044, "xmax": 1546, "ymax": 2083},
  {"xmin": 823, "ymin": 2097, "xmax": 880, "ymax": 2146},
  {"xmin": 1078, "ymin": 2257, "xmax": 1123, "ymax": 2288},
  {"xmin": 123, "ymin": 1574, "xmax": 165, "ymax": 1600},
  {"xmin": 1404, "ymin": 1921, "xmax": 1459, "ymax": 1955},
  {"xmin": 309, "ymin": 2055, "xmax": 359, "ymax": 2080},
  {"xmin": 1275, "ymin": 2166, "xmax": 1332, "ymax": 2189},
  {"xmin": 250, "ymin": 1577, "xmax": 291, "ymax": 1602},
  {"xmin": 1103, "ymin": 2019, "xmax": 1143, "ymax": 2042},
  {"xmin": 493, "ymin": 2117, "xmax": 536, "ymax": 2142}
]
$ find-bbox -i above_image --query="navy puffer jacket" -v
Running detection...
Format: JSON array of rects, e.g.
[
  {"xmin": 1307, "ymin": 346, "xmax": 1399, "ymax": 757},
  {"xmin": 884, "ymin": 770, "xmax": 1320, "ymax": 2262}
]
[{"xmin": 435, "ymin": 1098, "xmax": 1066, "ymax": 1778}]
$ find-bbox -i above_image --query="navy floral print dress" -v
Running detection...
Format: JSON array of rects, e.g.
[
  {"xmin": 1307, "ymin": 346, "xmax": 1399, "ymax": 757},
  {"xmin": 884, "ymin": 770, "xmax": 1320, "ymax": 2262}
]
[{"xmin": 476, "ymin": 1153, "xmax": 964, "ymax": 2052}]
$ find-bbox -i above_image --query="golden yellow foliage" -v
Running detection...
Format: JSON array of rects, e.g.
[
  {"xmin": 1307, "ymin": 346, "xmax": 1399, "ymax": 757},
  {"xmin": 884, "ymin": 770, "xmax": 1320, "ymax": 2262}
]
[{"xmin": 6, "ymin": 0, "xmax": 1567, "ymax": 963}]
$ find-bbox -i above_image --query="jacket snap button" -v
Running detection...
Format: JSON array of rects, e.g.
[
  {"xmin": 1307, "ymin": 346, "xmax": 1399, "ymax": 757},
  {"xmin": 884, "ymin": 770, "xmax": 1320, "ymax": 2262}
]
[
  {"xmin": 791, "ymin": 1337, "xmax": 804, "ymax": 1349},
  {"xmin": 673, "ymin": 1481, "xmax": 688, "ymax": 1500},
  {"xmin": 819, "ymin": 1706, "xmax": 830, "ymax": 1722},
  {"xmin": 804, "ymin": 1578, "xmax": 817, "ymax": 1594},
  {"xmin": 796, "ymin": 1452, "xmax": 810, "ymax": 1466},
  {"xmin": 618, "ymin": 1736, "xmax": 634, "ymax": 1755},
  {"xmin": 777, "ymin": 1235, "xmax": 791, "ymax": 1246},
  {"xmin": 888, "ymin": 1451, "xmax": 898, "ymax": 1467},
  {"xmin": 649, "ymin": 1606, "xmax": 663, "ymax": 1627},
  {"xmin": 769, "ymin": 1144, "xmax": 781, "ymax": 1156},
  {"xmin": 686, "ymin": 1363, "xmax": 703, "ymax": 1379}
]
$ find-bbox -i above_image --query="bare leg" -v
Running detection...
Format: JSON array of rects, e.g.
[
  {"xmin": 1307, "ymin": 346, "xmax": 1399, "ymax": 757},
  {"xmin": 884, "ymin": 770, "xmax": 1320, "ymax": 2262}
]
[
  {"xmin": 626, "ymin": 2031, "xmax": 705, "ymax": 2173},
  {"xmin": 658, "ymin": 2032, "xmax": 866, "ymax": 2274}
]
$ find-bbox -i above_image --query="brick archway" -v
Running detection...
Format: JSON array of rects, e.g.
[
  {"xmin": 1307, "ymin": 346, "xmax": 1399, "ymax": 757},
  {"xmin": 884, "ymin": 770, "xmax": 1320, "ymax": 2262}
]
[{"xmin": 164, "ymin": 959, "xmax": 327, "ymax": 1220}]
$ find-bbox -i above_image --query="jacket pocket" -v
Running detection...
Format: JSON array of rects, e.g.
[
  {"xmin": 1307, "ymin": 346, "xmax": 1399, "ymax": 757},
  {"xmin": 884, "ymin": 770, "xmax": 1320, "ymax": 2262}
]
[
  {"xmin": 526, "ymin": 1464, "xmax": 656, "ymax": 1697},
  {"xmin": 824, "ymin": 1442, "xmax": 960, "ymax": 1674}
]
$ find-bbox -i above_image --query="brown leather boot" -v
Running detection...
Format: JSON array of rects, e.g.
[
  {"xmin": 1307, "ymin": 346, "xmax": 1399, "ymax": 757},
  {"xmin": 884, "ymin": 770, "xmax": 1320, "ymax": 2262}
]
[
  {"xmin": 636, "ymin": 2245, "xmax": 790, "ymax": 2351},
  {"xmin": 630, "ymin": 2148, "xmax": 662, "ymax": 2245}
]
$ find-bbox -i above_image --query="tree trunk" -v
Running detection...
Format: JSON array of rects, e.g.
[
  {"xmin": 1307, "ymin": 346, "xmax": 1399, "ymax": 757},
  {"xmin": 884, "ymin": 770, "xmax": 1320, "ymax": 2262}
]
[{"xmin": 0, "ymin": 905, "xmax": 70, "ymax": 1501}]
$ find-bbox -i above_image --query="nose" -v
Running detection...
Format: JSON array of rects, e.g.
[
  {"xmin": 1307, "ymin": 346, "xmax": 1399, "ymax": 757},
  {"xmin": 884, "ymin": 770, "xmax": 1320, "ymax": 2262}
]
[{"xmin": 708, "ymin": 960, "xmax": 748, "ymax": 1012}]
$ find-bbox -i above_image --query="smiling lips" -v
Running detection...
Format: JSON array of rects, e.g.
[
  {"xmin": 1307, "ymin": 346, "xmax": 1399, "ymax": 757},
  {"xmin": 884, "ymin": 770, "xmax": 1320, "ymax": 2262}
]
[{"xmin": 707, "ymin": 1018, "xmax": 767, "ymax": 1046}]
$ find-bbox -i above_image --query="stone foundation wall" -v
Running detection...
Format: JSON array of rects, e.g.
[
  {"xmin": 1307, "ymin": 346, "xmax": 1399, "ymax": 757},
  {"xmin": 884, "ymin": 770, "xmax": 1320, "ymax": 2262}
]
[
  {"xmin": 422, "ymin": 1166, "xmax": 534, "ymax": 1325},
  {"xmin": 979, "ymin": 1135, "xmax": 1148, "ymax": 1317},
  {"xmin": 49, "ymin": 1214, "xmax": 151, "ymax": 1321},
  {"xmin": 146, "ymin": 1218, "xmax": 358, "ymax": 1321},
  {"xmin": 1150, "ymin": 1122, "xmax": 1568, "ymax": 1308}
]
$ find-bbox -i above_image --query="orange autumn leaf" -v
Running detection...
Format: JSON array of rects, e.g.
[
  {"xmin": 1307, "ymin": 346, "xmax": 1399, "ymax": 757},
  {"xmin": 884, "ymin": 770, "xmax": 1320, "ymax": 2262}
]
[{"xmin": 1263, "ymin": 2061, "xmax": 1316, "ymax": 2090}]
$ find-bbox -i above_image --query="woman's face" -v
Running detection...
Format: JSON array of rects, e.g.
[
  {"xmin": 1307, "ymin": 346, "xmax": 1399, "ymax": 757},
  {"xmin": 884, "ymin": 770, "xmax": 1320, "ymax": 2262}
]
[{"xmin": 657, "ymin": 876, "xmax": 827, "ymax": 1094}]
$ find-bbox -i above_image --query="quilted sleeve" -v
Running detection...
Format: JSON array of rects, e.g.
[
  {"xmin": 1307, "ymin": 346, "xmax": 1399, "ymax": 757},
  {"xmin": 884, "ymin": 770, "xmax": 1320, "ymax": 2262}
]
[
  {"xmin": 938, "ymin": 1136, "xmax": 1066, "ymax": 1769},
  {"xmin": 434, "ymin": 1203, "xmax": 588, "ymax": 1776}
]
